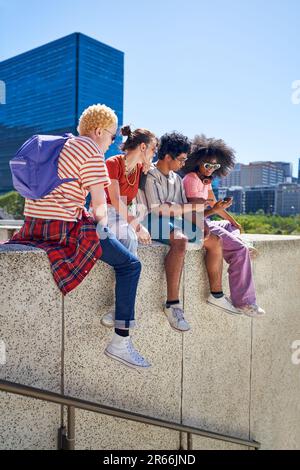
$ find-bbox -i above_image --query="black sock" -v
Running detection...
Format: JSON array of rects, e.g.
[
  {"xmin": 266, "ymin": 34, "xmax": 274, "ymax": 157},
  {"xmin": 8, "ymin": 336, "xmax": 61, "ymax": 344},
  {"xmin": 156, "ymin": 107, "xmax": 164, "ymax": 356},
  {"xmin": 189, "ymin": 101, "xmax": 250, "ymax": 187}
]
[
  {"xmin": 166, "ymin": 299, "xmax": 180, "ymax": 308},
  {"xmin": 211, "ymin": 291, "xmax": 224, "ymax": 299},
  {"xmin": 115, "ymin": 328, "xmax": 129, "ymax": 337}
]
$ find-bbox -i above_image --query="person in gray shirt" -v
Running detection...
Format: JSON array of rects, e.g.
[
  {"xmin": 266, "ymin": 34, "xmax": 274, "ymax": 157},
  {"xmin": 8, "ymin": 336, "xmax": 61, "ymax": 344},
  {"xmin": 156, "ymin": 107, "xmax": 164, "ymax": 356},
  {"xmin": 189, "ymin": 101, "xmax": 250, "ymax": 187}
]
[{"xmin": 136, "ymin": 132, "xmax": 242, "ymax": 333}]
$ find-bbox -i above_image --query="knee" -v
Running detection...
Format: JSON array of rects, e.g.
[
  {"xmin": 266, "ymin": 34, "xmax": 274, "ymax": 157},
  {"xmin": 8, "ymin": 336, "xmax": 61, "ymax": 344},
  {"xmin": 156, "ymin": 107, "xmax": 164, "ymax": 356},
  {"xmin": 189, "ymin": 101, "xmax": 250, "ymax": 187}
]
[
  {"xmin": 125, "ymin": 237, "xmax": 139, "ymax": 256},
  {"xmin": 205, "ymin": 233, "xmax": 222, "ymax": 249},
  {"xmin": 170, "ymin": 234, "xmax": 188, "ymax": 253},
  {"xmin": 203, "ymin": 221, "xmax": 210, "ymax": 240},
  {"xmin": 131, "ymin": 258, "xmax": 142, "ymax": 274},
  {"xmin": 231, "ymin": 237, "xmax": 248, "ymax": 253}
]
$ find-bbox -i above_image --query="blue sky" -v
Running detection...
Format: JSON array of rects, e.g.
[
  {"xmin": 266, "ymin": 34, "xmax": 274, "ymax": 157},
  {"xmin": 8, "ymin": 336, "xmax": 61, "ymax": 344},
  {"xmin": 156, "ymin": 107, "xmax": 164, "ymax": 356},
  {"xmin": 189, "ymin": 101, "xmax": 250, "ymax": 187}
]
[{"xmin": 1, "ymin": 0, "xmax": 300, "ymax": 175}]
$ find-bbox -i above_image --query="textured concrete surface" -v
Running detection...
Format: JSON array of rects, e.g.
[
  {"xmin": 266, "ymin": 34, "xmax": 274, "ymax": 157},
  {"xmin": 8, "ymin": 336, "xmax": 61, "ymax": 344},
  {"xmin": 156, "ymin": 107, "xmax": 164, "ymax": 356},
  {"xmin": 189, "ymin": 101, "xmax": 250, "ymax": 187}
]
[
  {"xmin": 0, "ymin": 245, "xmax": 62, "ymax": 390},
  {"xmin": 0, "ymin": 391, "xmax": 60, "ymax": 450},
  {"xmin": 250, "ymin": 238, "xmax": 300, "ymax": 449},
  {"xmin": 192, "ymin": 435, "xmax": 250, "ymax": 450},
  {"xmin": 1, "ymin": 236, "xmax": 300, "ymax": 450},
  {"xmin": 63, "ymin": 244, "xmax": 182, "ymax": 449},
  {"xmin": 182, "ymin": 249, "xmax": 252, "ymax": 440},
  {"xmin": 0, "ymin": 245, "xmax": 62, "ymax": 450},
  {"xmin": 74, "ymin": 410, "xmax": 180, "ymax": 450}
]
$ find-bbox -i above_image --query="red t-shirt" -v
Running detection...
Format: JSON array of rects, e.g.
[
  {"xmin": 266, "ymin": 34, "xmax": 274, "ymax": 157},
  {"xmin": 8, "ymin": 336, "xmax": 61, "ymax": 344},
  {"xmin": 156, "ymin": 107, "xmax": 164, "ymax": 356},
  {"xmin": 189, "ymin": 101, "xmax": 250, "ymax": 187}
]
[{"xmin": 105, "ymin": 154, "xmax": 142, "ymax": 205}]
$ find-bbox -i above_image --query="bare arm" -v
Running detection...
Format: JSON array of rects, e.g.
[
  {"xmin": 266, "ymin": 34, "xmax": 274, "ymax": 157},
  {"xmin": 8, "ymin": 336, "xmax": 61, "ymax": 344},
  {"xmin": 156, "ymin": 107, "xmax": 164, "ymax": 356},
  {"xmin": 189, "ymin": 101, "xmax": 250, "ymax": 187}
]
[
  {"xmin": 107, "ymin": 179, "xmax": 137, "ymax": 227},
  {"xmin": 205, "ymin": 190, "xmax": 231, "ymax": 218},
  {"xmin": 90, "ymin": 183, "xmax": 108, "ymax": 226},
  {"xmin": 108, "ymin": 179, "xmax": 151, "ymax": 243},
  {"xmin": 205, "ymin": 190, "xmax": 241, "ymax": 228}
]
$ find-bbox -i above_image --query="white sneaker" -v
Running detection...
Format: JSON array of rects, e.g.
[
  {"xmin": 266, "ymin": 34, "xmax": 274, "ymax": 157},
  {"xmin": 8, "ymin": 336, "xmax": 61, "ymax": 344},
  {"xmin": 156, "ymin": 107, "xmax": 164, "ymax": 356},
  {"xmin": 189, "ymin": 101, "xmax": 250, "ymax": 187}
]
[
  {"xmin": 164, "ymin": 304, "xmax": 191, "ymax": 332},
  {"xmin": 237, "ymin": 237, "xmax": 259, "ymax": 259},
  {"xmin": 105, "ymin": 334, "xmax": 151, "ymax": 369},
  {"xmin": 236, "ymin": 304, "xmax": 266, "ymax": 318},
  {"xmin": 207, "ymin": 294, "xmax": 242, "ymax": 316},
  {"xmin": 101, "ymin": 308, "xmax": 115, "ymax": 328}
]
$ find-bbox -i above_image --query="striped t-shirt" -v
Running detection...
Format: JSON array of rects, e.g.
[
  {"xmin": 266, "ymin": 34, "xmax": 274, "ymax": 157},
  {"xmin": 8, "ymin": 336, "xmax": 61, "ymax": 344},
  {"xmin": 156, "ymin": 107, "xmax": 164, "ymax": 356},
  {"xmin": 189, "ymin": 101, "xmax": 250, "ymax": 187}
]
[{"xmin": 24, "ymin": 136, "xmax": 111, "ymax": 221}]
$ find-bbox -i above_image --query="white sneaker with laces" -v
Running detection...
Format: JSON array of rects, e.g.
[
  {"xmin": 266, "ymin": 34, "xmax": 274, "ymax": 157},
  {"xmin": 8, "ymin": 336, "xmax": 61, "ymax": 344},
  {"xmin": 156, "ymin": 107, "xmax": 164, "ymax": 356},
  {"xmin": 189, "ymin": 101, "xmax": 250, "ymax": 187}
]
[
  {"xmin": 236, "ymin": 304, "xmax": 266, "ymax": 317},
  {"xmin": 164, "ymin": 304, "xmax": 191, "ymax": 332},
  {"xmin": 105, "ymin": 334, "xmax": 151, "ymax": 369},
  {"xmin": 101, "ymin": 308, "xmax": 115, "ymax": 328},
  {"xmin": 207, "ymin": 294, "xmax": 242, "ymax": 316}
]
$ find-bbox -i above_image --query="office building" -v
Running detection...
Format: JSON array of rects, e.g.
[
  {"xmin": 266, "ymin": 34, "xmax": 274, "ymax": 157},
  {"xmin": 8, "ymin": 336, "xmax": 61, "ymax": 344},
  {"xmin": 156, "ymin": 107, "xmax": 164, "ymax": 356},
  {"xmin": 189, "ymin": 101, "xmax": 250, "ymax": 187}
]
[{"xmin": 0, "ymin": 33, "xmax": 124, "ymax": 194}]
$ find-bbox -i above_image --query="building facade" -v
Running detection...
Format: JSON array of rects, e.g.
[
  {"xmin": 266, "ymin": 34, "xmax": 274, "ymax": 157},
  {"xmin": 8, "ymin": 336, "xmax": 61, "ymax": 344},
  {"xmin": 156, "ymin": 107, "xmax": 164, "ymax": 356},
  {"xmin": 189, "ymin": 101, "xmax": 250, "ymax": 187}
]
[
  {"xmin": 218, "ymin": 186, "xmax": 245, "ymax": 214},
  {"xmin": 244, "ymin": 186, "xmax": 276, "ymax": 215},
  {"xmin": 275, "ymin": 183, "xmax": 300, "ymax": 217},
  {"xmin": 0, "ymin": 33, "xmax": 124, "ymax": 194},
  {"xmin": 221, "ymin": 161, "xmax": 286, "ymax": 189},
  {"xmin": 271, "ymin": 162, "xmax": 293, "ymax": 182},
  {"xmin": 220, "ymin": 163, "xmax": 243, "ymax": 187},
  {"xmin": 241, "ymin": 162, "xmax": 284, "ymax": 187}
]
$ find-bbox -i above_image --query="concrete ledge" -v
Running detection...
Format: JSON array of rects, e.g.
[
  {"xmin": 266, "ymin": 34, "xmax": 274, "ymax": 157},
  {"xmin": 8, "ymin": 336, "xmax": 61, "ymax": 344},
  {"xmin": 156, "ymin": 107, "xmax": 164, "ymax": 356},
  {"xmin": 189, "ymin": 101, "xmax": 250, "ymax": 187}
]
[
  {"xmin": 1, "ymin": 235, "xmax": 300, "ymax": 449},
  {"xmin": 0, "ymin": 220, "xmax": 23, "ymax": 242}
]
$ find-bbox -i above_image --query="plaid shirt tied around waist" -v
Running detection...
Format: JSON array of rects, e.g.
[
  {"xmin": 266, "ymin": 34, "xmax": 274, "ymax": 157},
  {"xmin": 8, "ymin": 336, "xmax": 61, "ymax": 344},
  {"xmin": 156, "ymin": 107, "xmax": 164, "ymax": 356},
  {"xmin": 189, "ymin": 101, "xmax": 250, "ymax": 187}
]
[{"xmin": 7, "ymin": 211, "xmax": 102, "ymax": 295}]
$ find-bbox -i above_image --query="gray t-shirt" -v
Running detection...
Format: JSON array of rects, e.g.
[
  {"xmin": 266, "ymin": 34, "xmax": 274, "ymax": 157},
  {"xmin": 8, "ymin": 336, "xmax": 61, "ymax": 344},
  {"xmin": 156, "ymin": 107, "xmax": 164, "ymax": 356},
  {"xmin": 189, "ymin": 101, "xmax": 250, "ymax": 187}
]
[{"xmin": 136, "ymin": 163, "xmax": 187, "ymax": 215}]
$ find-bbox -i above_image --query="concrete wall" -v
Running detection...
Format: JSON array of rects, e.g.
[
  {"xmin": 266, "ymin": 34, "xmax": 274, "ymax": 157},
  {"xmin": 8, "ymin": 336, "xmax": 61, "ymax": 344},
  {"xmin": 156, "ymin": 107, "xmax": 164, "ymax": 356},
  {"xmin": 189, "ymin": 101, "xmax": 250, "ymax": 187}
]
[
  {"xmin": 0, "ymin": 246, "xmax": 62, "ymax": 450},
  {"xmin": 0, "ymin": 222, "xmax": 23, "ymax": 242},
  {"xmin": 0, "ymin": 235, "xmax": 300, "ymax": 450}
]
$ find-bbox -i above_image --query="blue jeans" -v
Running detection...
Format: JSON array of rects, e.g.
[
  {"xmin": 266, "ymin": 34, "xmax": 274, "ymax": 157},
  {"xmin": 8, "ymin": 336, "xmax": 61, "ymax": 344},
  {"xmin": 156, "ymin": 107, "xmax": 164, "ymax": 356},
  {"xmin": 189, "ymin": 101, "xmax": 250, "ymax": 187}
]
[
  {"xmin": 107, "ymin": 205, "xmax": 138, "ymax": 256},
  {"xmin": 97, "ymin": 225, "xmax": 141, "ymax": 329}
]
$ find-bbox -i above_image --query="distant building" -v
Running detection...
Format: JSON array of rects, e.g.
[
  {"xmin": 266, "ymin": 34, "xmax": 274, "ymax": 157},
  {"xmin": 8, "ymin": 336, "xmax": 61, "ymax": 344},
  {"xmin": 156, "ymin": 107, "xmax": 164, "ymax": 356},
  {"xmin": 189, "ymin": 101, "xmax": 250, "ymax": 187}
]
[
  {"xmin": 218, "ymin": 186, "xmax": 245, "ymax": 214},
  {"xmin": 275, "ymin": 183, "xmax": 300, "ymax": 216},
  {"xmin": 0, "ymin": 207, "xmax": 12, "ymax": 219},
  {"xmin": 220, "ymin": 167, "xmax": 300, "ymax": 216},
  {"xmin": 271, "ymin": 162, "xmax": 293, "ymax": 183},
  {"xmin": 221, "ymin": 161, "xmax": 286, "ymax": 188},
  {"xmin": 241, "ymin": 162, "xmax": 284, "ymax": 187},
  {"xmin": 211, "ymin": 177, "xmax": 220, "ymax": 198},
  {"xmin": 220, "ymin": 163, "xmax": 243, "ymax": 187},
  {"xmin": 245, "ymin": 186, "xmax": 276, "ymax": 215},
  {"xmin": 0, "ymin": 33, "xmax": 124, "ymax": 194}
]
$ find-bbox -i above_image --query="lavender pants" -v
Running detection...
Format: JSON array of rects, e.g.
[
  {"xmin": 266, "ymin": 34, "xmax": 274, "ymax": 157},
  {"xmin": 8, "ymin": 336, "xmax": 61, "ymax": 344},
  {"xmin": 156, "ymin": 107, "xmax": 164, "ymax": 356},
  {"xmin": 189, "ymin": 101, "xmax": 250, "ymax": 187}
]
[{"xmin": 206, "ymin": 219, "xmax": 256, "ymax": 308}]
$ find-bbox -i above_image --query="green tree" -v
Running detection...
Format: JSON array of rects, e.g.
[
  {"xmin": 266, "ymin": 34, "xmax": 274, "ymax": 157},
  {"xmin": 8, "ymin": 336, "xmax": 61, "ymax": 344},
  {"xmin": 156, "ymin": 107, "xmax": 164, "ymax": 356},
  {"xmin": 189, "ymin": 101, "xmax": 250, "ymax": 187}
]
[
  {"xmin": 233, "ymin": 213, "xmax": 300, "ymax": 235},
  {"xmin": 0, "ymin": 191, "xmax": 25, "ymax": 219}
]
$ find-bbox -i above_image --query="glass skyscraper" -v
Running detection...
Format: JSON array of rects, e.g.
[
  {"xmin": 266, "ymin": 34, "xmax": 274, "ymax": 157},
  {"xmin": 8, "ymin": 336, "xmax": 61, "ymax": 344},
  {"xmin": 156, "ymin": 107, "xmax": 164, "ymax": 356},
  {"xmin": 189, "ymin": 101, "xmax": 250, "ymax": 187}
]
[{"xmin": 0, "ymin": 33, "xmax": 124, "ymax": 194}]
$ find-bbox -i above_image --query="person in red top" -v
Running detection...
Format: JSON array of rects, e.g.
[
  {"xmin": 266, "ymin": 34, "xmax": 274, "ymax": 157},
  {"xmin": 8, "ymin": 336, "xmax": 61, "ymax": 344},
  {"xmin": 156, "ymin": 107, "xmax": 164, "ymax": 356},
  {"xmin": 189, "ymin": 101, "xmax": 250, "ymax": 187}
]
[
  {"xmin": 105, "ymin": 125, "xmax": 158, "ymax": 256},
  {"xmin": 101, "ymin": 125, "xmax": 157, "ymax": 328}
]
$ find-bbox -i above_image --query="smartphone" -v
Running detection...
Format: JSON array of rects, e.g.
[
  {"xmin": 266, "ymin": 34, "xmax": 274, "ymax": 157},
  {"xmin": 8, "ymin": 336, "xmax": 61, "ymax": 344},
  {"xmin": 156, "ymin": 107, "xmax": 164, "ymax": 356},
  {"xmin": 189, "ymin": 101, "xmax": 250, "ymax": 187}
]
[{"xmin": 223, "ymin": 197, "xmax": 233, "ymax": 202}]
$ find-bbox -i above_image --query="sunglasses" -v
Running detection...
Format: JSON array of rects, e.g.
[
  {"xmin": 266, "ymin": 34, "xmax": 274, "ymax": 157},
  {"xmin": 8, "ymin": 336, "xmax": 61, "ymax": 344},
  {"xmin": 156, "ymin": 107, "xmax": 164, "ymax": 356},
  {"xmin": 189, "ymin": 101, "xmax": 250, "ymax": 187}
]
[
  {"xmin": 203, "ymin": 162, "xmax": 221, "ymax": 170},
  {"xmin": 104, "ymin": 129, "xmax": 117, "ymax": 143}
]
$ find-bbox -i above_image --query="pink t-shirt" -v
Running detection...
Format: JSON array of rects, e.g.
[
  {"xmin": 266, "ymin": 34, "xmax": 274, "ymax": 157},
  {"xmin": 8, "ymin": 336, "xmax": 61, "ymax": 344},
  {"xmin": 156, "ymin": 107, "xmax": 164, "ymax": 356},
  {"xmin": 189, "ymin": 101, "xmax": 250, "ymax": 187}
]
[{"xmin": 183, "ymin": 172, "xmax": 212, "ymax": 200}]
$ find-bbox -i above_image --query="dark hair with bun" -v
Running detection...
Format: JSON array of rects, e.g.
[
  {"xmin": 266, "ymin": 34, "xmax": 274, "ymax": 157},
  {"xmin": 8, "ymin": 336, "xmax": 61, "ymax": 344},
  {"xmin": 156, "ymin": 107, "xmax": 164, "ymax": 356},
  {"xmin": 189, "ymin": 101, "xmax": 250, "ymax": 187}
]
[
  {"xmin": 120, "ymin": 125, "xmax": 157, "ymax": 151},
  {"xmin": 120, "ymin": 125, "xmax": 132, "ymax": 138}
]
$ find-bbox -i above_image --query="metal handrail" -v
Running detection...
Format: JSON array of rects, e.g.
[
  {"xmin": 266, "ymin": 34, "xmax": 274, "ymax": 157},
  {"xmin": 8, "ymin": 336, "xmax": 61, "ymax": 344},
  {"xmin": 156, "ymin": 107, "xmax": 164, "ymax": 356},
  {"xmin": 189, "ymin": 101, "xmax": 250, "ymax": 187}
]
[{"xmin": 0, "ymin": 379, "xmax": 260, "ymax": 450}]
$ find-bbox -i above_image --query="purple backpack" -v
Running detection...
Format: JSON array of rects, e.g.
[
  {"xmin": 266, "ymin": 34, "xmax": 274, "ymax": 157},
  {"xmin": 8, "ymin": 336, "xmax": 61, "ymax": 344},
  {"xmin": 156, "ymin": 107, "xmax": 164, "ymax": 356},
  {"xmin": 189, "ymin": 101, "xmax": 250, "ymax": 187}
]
[{"xmin": 9, "ymin": 133, "xmax": 77, "ymax": 200}]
